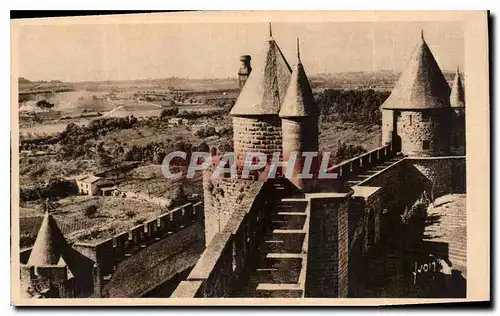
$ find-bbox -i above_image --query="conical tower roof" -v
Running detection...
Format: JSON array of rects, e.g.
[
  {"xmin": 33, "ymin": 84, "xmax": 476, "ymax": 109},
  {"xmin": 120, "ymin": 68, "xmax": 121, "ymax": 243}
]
[
  {"xmin": 450, "ymin": 66, "xmax": 465, "ymax": 108},
  {"xmin": 279, "ymin": 39, "xmax": 319, "ymax": 118},
  {"xmin": 230, "ymin": 24, "xmax": 292, "ymax": 116},
  {"xmin": 27, "ymin": 211, "xmax": 68, "ymax": 266},
  {"xmin": 382, "ymin": 32, "xmax": 451, "ymax": 110}
]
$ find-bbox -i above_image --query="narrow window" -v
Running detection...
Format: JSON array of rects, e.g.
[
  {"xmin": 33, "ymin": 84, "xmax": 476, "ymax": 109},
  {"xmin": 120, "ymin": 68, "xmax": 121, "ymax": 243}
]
[
  {"xmin": 423, "ymin": 140, "xmax": 430, "ymax": 150},
  {"xmin": 409, "ymin": 115, "xmax": 412, "ymax": 126}
]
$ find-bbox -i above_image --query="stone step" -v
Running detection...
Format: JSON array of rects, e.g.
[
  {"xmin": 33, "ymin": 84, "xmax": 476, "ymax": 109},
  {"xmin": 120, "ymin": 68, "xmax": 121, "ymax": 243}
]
[
  {"xmin": 264, "ymin": 236, "xmax": 302, "ymax": 253},
  {"xmin": 275, "ymin": 202, "xmax": 308, "ymax": 213},
  {"xmin": 254, "ymin": 266, "xmax": 300, "ymax": 284},
  {"xmin": 272, "ymin": 213, "xmax": 307, "ymax": 230},
  {"xmin": 255, "ymin": 284, "xmax": 303, "ymax": 298}
]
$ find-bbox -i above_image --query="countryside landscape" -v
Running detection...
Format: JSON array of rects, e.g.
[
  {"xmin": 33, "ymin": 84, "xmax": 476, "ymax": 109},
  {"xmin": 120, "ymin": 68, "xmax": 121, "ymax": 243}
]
[{"xmin": 18, "ymin": 70, "xmax": 459, "ymax": 253}]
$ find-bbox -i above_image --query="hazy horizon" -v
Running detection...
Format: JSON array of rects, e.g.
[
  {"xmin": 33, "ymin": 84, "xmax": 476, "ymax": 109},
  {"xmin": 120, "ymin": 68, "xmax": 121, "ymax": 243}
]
[{"xmin": 16, "ymin": 20, "xmax": 464, "ymax": 82}]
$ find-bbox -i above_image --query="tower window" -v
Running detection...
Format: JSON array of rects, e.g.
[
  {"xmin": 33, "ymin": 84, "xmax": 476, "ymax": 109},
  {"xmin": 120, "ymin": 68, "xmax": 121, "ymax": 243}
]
[
  {"xmin": 409, "ymin": 115, "xmax": 412, "ymax": 126},
  {"xmin": 423, "ymin": 140, "xmax": 430, "ymax": 150}
]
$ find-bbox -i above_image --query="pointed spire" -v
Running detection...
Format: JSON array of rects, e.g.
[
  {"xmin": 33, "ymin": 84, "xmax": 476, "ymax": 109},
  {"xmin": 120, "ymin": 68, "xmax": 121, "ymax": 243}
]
[
  {"xmin": 269, "ymin": 22, "xmax": 273, "ymax": 38},
  {"xmin": 421, "ymin": 29, "xmax": 425, "ymax": 41},
  {"xmin": 230, "ymin": 27, "xmax": 292, "ymax": 116},
  {"xmin": 450, "ymin": 65, "xmax": 465, "ymax": 108},
  {"xmin": 381, "ymin": 32, "xmax": 451, "ymax": 110},
  {"xmin": 279, "ymin": 45, "xmax": 319, "ymax": 118},
  {"xmin": 297, "ymin": 38, "xmax": 301, "ymax": 63},
  {"xmin": 27, "ymin": 211, "xmax": 68, "ymax": 266}
]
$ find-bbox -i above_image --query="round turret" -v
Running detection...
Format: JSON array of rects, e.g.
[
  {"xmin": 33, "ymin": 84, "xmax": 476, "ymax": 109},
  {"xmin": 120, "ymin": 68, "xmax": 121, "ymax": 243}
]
[
  {"xmin": 381, "ymin": 32, "xmax": 452, "ymax": 157},
  {"xmin": 230, "ymin": 26, "xmax": 292, "ymax": 169},
  {"xmin": 279, "ymin": 39, "xmax": 319, "ymax": 191}
]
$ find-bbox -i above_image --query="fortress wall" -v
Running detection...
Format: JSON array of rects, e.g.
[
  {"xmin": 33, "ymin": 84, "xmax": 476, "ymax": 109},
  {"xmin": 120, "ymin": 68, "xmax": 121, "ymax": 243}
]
[
  {"xmin": 306, "ymin": 194, "xmax": 350, "ymax": 297},
  {"xmin": 396, "ymin": 110, "xmax": 451, "ymax": 157},
  {"xmin": 72, "ymin": 202, "xmax": 203, "ymax": 274},
  {"xmin": 405, "ymin": 157, "xmax": 466, "ymax": 198},
  {"xmin": 203, "ymin": 173, "xmax": 256, "ymax": 247},
  {"xmin": 358, "ymin": 159, "xmax": 411, "ymax": 213},
  {"xmin": 232, "ymin": 116, "xmax": 282, "ymax": 167},
  {"xmin": 451, "ymin": 112, "xmax": 466, "ymax": 155}
]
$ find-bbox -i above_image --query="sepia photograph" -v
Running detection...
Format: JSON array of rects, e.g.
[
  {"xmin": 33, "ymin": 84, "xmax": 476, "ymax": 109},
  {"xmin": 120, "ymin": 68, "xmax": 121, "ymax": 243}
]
[{"xmin": 10, "ymin": 11, "xmax": 490, "ymax": 305}]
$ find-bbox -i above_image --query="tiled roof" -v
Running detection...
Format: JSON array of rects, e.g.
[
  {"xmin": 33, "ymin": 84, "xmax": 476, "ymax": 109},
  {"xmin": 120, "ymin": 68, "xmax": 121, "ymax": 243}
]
[
  {"xmin": 279, "ymin": 40, "xmax": 319, "ymax": 118},
  {"xmin": 450, "ymin": 67, "xmax": 465, "ymax": 108},
  {"xmin": 382, "ymin": 32, "xmax": 451, "ymax": 110},
  {"xmin": 103, "ymin": 223, "xmax": 205, "ymax": 298},
  {"xmin": 27, "ymin": 211, "xmax": 69, "ymax": 266},
  {"xmin": 76, "ymin": 174, "xmax": 102, "ymax": 184},
  {"xmin": 230, "ymin": 32, "xmax": 292, "ymax": 116}
]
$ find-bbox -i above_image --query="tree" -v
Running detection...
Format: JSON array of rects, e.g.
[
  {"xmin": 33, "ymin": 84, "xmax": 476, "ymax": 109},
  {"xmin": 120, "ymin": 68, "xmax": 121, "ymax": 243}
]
[
  {"xmin": 160, "ymin": 107, "xmax": 179, "ymax": 118},
  {"xmin": 36, "ymin": 100, "xmax": 55, "ymax": 110}
]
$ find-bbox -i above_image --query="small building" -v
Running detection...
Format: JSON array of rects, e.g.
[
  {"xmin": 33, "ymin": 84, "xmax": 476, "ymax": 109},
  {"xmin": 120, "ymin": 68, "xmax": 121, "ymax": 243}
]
[
  {"xmin": 168, "ymin": 118, "xmax": 187, "ymax": 126},
  {"xmin": 100, "ymin": 185, "xmax": 118, "ymax": 197},
  {"xmin": 75, "ymin": 175, "xmax": 102, "ymax": 196}
]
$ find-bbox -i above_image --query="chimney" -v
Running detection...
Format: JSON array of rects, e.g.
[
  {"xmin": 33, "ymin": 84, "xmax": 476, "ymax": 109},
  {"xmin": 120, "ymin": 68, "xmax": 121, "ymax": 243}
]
[{"xmin": 238, "ymin": 55, "xmax": 252, "ymax": 89}]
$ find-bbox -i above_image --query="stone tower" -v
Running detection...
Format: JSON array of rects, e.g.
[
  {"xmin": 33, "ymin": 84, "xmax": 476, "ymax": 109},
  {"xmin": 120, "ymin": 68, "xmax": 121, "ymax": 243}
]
[
  {"xmin": 230, "ymin": 23, "xmax": 292, "ymax": 169},
  {"xmin": 203, "ymin": 24, "xmax": 292, "ymax": 247},
  {"xmin": 238, "ymin": 55, "xmax": 252, "ymax": 89},
  {"xmin": 21, "ymin": 211, "xmax": 75, "ymax": 298},
  {"xmin": 381, "ymin": 31, "xmax": 452, "ymax": 157},
  {"xmin": 279, "ymin": 39, "xmax": 319, "ymax": 191},
  {"xmin": 450, "ymin": 66, "xmax": 466, "ymax": 155}
]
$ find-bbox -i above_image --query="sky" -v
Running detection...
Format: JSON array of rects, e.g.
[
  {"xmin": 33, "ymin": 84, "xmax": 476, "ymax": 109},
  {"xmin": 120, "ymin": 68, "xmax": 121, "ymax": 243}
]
[{"xmin": 15, "ymin": 21, "xmax": 463, "ymax": 82}]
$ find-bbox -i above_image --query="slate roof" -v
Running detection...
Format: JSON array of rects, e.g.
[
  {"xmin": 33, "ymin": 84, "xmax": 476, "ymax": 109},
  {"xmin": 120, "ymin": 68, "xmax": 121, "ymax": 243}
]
[
  {"xmin": 382, "ymin": 32, "xmax": 451, "ymax": 110},
  {"xmin": 279, "ymin": 39, "xmax": 319, "ymax": 118},
  {"xmin": 230, "ymin": 30, "xmax": 292, "ymax": 116},
  {"xmin": 27, "ymin": 211, "xmax": 69, "ymax": 266},
  {"xmin": 102, "ymin": 223, "xmax": 205, "ymax": 297},
  {"xmin": 450, "ymin": 67, "xmax": 465, "ymax": 108}
]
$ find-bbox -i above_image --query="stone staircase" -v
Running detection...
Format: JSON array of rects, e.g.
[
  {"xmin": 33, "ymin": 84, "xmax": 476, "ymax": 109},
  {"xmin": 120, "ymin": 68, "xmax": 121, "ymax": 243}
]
[{"xmin": 238, "ymin": 196, "xmax": 309, "ymax": 298}]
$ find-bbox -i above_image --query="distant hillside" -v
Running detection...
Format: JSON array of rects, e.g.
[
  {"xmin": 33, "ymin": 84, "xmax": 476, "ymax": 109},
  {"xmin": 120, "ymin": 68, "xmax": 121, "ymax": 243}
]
[{"xmin": 18, "ymin": 77, "xmax": 32, "ymax": 85}]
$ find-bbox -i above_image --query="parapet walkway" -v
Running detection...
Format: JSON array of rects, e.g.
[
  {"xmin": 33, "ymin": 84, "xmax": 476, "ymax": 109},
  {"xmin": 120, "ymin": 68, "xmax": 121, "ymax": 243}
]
[{"xmin": 236, "ymin": 155, "xmax": 405, "ymax": 298}]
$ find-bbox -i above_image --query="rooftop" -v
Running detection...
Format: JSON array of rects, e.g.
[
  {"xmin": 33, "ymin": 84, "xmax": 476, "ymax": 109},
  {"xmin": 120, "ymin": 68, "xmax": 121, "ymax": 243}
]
[
  {"xmin": 450, "ymin": 67, "xmax": 465, "ymax": 108},
  {"xmin": 27, "ymin": 211, "xmax": 68, "ymax": 266},
  {"xmin": 279, "ymin": 39, "xmax": 319, "ymax": 118},
  {"xmin": 381, "ymin": 32, "xmax": 451, "ymax": 110},
  {"xmin": 230, "ymin": 25, "xmax": 292, "ymax": 116},
  {"xmin": 76, "ymin": 174, "xmax": 102, "ymax": 184}
]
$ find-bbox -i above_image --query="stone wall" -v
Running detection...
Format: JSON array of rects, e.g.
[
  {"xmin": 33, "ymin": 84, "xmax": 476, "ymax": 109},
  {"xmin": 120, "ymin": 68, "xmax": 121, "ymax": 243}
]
[
  {"xmin": 395, "ymin": 110, "xmax": 451, "ymax": 157},
  {"xmin": 305, "ymin": 194, "xmax": 350, "ymax": 297},
  {"xmin": 359, "ymin": 159, "xmax": 411, "ymax": 213},
  {"xmin": 281, "ymin": 117, "xmax": 319, "ymax": 191},
  {"xmin": 451, "ymin": 111, "xmax": 466, "ymax": 155},
  {"xmin": 172, "ymin": 180, "xmax": 273, "ymax": 298},
  {"xmin": 406, "ymin": 157, "xmax": 466, "ymax": 198},
  {"xmin": 203, "ymin": 172, "xmax": 256, "ymax": 247},
  {"xmin": 381, "ymin": 109, "xmax": 394, "ymax": 145},
  {"xmin": 232, "ymin": 115, "xmax": 282, "ymax": 167}
]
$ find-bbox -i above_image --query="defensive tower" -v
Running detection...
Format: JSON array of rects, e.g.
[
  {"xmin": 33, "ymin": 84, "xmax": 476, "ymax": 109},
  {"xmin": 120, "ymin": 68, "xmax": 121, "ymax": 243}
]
[
  {"xmin": 381, "ymin": 31, "xmax": 452, "ymax": 157},
  {"xmin": 279, "ymin": 39, "xmax": 320, "ymax": 191}
]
